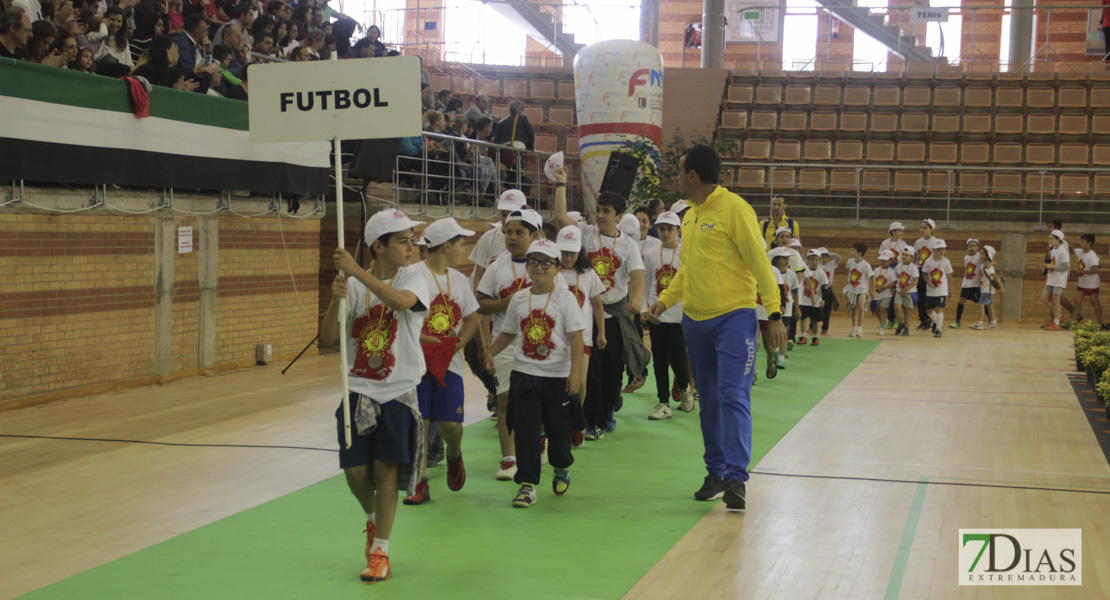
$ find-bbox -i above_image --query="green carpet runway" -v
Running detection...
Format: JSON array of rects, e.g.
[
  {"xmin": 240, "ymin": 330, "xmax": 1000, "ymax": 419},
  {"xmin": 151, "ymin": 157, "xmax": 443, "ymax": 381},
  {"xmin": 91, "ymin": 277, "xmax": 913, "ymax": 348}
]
[{"xmin": 21, "ymin": 339, "xmax": 877, "ymax": 600}]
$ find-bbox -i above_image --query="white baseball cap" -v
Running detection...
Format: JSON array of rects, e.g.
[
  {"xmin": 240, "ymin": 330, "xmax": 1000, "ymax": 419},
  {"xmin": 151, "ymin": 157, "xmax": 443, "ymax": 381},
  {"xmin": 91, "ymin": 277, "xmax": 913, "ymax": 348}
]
[
  {"xmin": 1050, "ymin": 229, "xmax": 1065, "ymax": 241},
  {"xmin": 365, "ymin": 208, "xmax": 421, "ymax": 246},
  {"xmin": 816, "ymin": 247, "xmax": 829, "ymax": 255},
  {"xmin": 878, "ymin": 249, "xmax": 895, "ymax": 260},
  {"xmin": 889, "ymin": 221, "xmax": 904, "ymax": 232},
  {"xmin": 497, "ymin": 189, "xmax": 527, "ymax": 212},
  {"xmin": 655, "ymin": 211, "xmax": 681, "ymax": 227},
  {"xmin": 775, "ymin": 226, "xmax": 792, "ymax": 237},
  {"xmin": 930, "ymin": 238, "xmax": 947, "ymax": 249},
  {"xmin": 421, "ymin": 217, "xmax": 475, "ymax": 247},
  {"xmin": 923, "ymin": 218, "xmax": 937, "ymax": 229},
  {"xmin": 556, "ymin": 225, "xmax": 582, "ymax": 253},
  {"xmin": 789, "ymin": 238, "xmax": 802, "ymax": 248},
  {"xmin": 618, "ymin": 213, "xmax": 641, "ymax": 241},
  {"xmin": 966, "ymin": 237, "xmax": 979, "ymax": 246},
  {"xmin": 900, "ymin": 246, "xmax": 915, "ymax": 256},
  {"xmin": 567, "ymin": 210, "xmax": 584, "ymax": 223},
  {"xmin": 670, "ymin": 199, "xmax": 689, "ymax": 214},
  {"xmin": 983, "ymin": 245, "xmax": 996, "ymax": 260},
  {"xmin": 770, "ymin": 247, "xmax": 793, "ymax": 259},
  {"xmin": 526, "ymin": 239, "xmax": 561, "ymax": 260},
  {"xmin": 506, "ymin": 208, "xmax": 543, "ymax": 231},
  {"xmin": 807, "ymin": 249, "xmax": 822, "ymax": 257}
]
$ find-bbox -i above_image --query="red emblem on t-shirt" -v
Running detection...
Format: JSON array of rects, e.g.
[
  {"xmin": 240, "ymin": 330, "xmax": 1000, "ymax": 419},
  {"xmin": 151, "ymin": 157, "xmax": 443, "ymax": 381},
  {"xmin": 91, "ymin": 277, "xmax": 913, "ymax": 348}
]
[
  {"xmin": 422, "ymin": 293, "xmax": 462, "ymax": 337},
  {"xmin": 588, "ymin": 247, "xmax": 622, "ymax": 294},
  {"xmin": 803, "ymin": 276, "xmax": 819, "ymax": 298},
  {"xmin": 568, "ymin": 285, "xmax": 586, "ymax": 308},
  {"xmin": 351, "ymin": 304, "xmax": 398, "ymax": 380},
  {"xmin": 849, "ymin": 268, "xmax": 863, "ymax": 286},
  {"xmin": 898, "ymin": 271, "xmax": 911, "ymax": 290},
  {"xmin": 520, "ymin": 309, "xmax": 556, "ymax": 360},
  {"xmin": 655, "ymin": 264, "xmax": 678, "ymax": 296},
  {"xmin": 965, "ymin": 262, "xmax": 977, "ymax": 279},
  {"xmin": 917, "ymin": 247, "xmax": 932, "ymax": 266},
  {"xmin": 930, "ymin": 268, "xmax": 944, "ymax": 286},
  {"xmin": 875, "ymin": 273, "xmax": 889, "ymax": 290},
  {"xmin": 499, "ymin": 277, "xmax": 532, "ymax": 299}
]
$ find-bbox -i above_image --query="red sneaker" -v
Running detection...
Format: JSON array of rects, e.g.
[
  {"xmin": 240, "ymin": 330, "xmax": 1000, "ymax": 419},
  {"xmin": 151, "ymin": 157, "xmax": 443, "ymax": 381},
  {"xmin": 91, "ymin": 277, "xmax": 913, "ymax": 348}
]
[
  {"xmin": 447, "ymin": 454, "xmax": 466, "ymax": 491},
  {"xmin": 402, "ymin": 478, "xmax": 430, "ymax": 505},
  {"xmin": 810, "ymin": 338, "xmax": 820, "ymax": 347},
  {"xmin": 671, "ymin": 381, "xmax": 681, "ymax": 404},
  {"xmin": 1046, "ymin": 322, "xmax": 1063, "ymax": 331},
  {"xmin": 363, "ymin": 522, "xmax": 376, "ymax": 559},
  {"xmin": 360, "ymin": 548, "xmax": 390, "ymax": 583},
  {"xmin": 571, "ymin": 430, "xmax": 585, "ymax": 448},
  {"xmin": 797, "ymin": 337, "xmax": 808, "ymax": 345}
]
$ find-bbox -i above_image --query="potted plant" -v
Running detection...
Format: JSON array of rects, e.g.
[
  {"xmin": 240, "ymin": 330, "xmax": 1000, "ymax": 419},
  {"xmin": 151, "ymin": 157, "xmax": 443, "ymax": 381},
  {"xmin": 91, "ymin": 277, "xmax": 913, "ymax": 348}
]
[
  {"xmin": 1082, "ymin": 345, "xmax": 1110, "ymax": 387},
  {"xmin": 1072, "ymin": 322, "xmax": 1102, "ymax": 371},
  {"xmin": 1098, "ymin": 370, "xmax": 1110, "ymax": 421}
]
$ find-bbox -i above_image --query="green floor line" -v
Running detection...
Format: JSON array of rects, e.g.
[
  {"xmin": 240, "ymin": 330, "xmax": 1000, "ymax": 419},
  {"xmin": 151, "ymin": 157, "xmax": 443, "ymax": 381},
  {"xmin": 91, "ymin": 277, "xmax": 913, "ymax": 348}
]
[
  {"xmin": 20, "ymin": 339, "xmax": 877, "ymax": 600},
  {"xmin": 884, "ymin": 477, "xmax": 930, "ymax": 600}
]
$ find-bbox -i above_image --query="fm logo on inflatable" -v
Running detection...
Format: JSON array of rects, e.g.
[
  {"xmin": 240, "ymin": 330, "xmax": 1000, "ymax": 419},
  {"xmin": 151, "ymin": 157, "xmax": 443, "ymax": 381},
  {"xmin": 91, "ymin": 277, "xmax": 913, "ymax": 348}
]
[{"xmin": 628, "ymin": 68, "xmax": 663, "ymax": 96}]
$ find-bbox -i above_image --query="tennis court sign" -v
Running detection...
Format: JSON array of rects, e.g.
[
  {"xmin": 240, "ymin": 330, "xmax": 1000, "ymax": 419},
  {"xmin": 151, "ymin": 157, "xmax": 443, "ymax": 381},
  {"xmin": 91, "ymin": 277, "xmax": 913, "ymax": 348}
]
[
  {"xmin": 248, "ymin": 56, "xmax": 422, "ymax": 143},
  {"xmin": 910, "ymin": 7, "xmax": 949, "ymax": 23}
]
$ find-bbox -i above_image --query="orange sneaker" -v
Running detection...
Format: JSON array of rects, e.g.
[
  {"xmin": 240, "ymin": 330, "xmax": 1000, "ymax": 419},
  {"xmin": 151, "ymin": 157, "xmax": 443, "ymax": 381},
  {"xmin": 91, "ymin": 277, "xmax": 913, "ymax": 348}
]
[
  {"xmin": 1046, "ymin": 322, "xmax": 1063, "ymax": 331},
  {"xmin": 446, "ymin": 454, "xmax": 466, "ymax": 491},
  {"xmin": 363, "ymin": 522, "xmax": 376, "ymax": 559},
  {"xmin": 403, "ymin": 478, "xmax": 430, "ymax": 505},
  {"xmin": 360, "ymin": 548, "xmax": 390, "ymax": 583}
]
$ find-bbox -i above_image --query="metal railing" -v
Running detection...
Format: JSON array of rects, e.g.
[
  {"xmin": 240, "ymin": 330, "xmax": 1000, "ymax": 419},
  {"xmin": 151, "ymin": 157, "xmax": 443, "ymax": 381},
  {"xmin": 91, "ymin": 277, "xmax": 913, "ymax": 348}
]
[
  {"xmin": 389, "ymin": 130, "xmax": 583, "ymax": 218},
  {"xmin": 723, "ymin": 160, "xmax": 1110, "ymax": 227}
]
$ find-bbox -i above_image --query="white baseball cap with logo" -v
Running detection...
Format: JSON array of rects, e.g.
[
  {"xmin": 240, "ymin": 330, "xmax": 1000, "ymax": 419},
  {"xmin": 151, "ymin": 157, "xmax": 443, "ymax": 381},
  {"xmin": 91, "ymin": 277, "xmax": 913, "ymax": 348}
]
[
  {"xmin": 618, "ymin": 213, "xmax": 641, "ymax": 241},
  {"xmin": 497, "ymin": 189, "xmax": 527, "ymax": 212},
  {"xmin": 966, "ymin": 237, "xmax": 980, "ymax": 246},
  {"xmin": 878, "ymin": 249, "xmax": 895, "ymax": 260},
  {"xmin": 770, "ymin": 247, "xmax": 793, "ymax": 259},
  {"xmin": 789, "ymin": 238, "xmax": 802, "ymax": 248},
  {"xmin": 506, "ymin": 208, "xmax": 543, "ymax": 231},
  {"xmin": 655, "ymin": 211, "xmax": 681, "ymax": 227},
  {"xmin": 930, "ymin": 238, "xmax": 947, "ymax": 249},
  {"xmin": 1050, "ymin": 229, "xmax": 1065, "ymax": 241},
  {"xmin": 567, "ymin": 210, "xmax": 584, "ymax": 223},
  {"xmin": 556, "ymin": 225, "xmax": 582, "ymax": 253},
  {"xmin": 775, "ymin": 226, "xmax": 792, "ymax": 237},
  {"xmin": 421, "ymin": 217, "xmax": 475, "ymax": 247},
  {"xmin": 365, "ymin": 208, "xmax": 422, "ymax": 246},
  {"xmin": 983, "ymin": 245, "xmax": 996, "ymax": 260},
  {"xmin": 526, "ymin": 239, "xmax": 561, "ymax": 260},
  {"xmin": 923, "ymin": 218, "xmax": 937, "ymax": 230},
  {"xmin": 807, "ymin": 249, "xmax": 822, "ymax": 258},
  {"xmin": 670, "ymin": 199, "xmax": 689, "ymax": 214},
  {"xmin": 889, "ymin": 221, "xmax": 904, "ymax": 232}
]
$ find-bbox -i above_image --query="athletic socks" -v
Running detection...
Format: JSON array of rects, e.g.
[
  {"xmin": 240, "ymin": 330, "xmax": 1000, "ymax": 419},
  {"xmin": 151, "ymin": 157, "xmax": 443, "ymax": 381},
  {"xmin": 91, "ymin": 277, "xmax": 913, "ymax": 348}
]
[
  {"xmin": 934, "ymin": 313, "xmax": 944, "ymax": 330},
  {"xmin": 503, "ymin": 455, "xmax": 516, "ymax": 463},
  {"xmin": 366, "ymin": 512, "xmax": 376, "ymax": 524},
  {"xmin": 955, "ymin": 303, "xmax": 965, "ymax": 323},
  {"xmin": 370, "ymin": 538, "xmax": 389, "ymax": 555}
]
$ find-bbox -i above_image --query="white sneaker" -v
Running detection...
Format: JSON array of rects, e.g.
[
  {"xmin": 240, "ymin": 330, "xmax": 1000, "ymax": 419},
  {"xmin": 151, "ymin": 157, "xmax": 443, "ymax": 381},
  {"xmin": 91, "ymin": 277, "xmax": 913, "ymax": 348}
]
[
  {"xmin": 988, "ymin": 321, "xmax": 998, "ymax": 330},
  {"xmin": 679, "ymin": 389, "xmax": 695, "ymax": 413},
  {"xmin": 496, "ymin": 459, "xmax": 517, "ymax": 481},
  {"xmin": 648, "ymin": 403, "xmax": 672, "ymax": 420},
  {"xmin": 878, "ymin": 326, "xmax": 885, "ymax": 336},
  {"xmin": 970, "ymin": 321, "xmax": 984, "ymax": 330}
]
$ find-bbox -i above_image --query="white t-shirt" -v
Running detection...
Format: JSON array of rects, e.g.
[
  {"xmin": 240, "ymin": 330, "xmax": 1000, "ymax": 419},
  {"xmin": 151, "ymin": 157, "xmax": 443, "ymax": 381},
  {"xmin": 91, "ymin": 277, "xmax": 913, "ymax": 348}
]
[
  {"xmin": 980, "ymin": 265, "xmax": 997, "ymax": 295},
  {"xmin": 923, "ymin": 257, "xmax": 954, "ymax": 297},
  {"xmin": 413, "ymin": 261, "xmax": 479, "ymax": 376},
  {"xmin": 1076, "ymin": 249, "xmax": 1101, "ymax": 289},
  {"xmin": 579, "ymin": 223, "xmax": 644, "ymax": 308},
  {"xmin": 500, "ymin": 287, "xmax": 588, "ymax": 378},
  {"xmin": 879, "ymin": 238, "xmax": 912, "ymax": 263},
  {"xmin": 872, "ymin": 265, "xmax": 897, "ymax": 300},
  {"xmin": 845, "ymin": 258, "xmax": 873, "ymax": 294},
  {"xmin": 913, "ymin": 236, "xmax": 934, "ymax": 268},
  {"xmin": 1046, "ymin": 246, "xmax": 1070, "ymax": 288},
  {"xmin": 895, "ymin": 263, "xmax": 920, "ymax": 296},
  {"xmin": 820, "ymin": 255, "xmax": 840, "ymax": 286},
  {"xmin": 476, "ymin": 254, "xmax": 532, "ymax": 336},
  {"xmin": 344, "ymin": 266, "xmax": 431, "ymax": 402},
  {"xmin": 643, "ymin": 244, "xmax": 684, "ymax": 323},
  {"xmin": 559, "ymin": 267, "xmax": 605, "ymax": 346},
  {"xmin": 798, "ymin": 266, "xmax": 829, "ymax": 307},
  {"xmin": 639, "ymin": 235, "xmax": 662, "ymax": 259},
  {"xmin": 468, "ymin": 224, "xmax": 505, "ymax": 278},
  {"xmin": 961, "ymin": 254, "xmax": 982, "ymax": 288}
]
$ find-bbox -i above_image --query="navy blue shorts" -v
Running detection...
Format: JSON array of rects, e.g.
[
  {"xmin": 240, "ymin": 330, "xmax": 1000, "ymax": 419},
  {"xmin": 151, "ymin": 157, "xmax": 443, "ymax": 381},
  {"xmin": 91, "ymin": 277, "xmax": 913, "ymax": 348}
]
[
  {"xmin": 336, "ymin": 393, "xmax": 415, "ymax": 469},
  {"xmin": 924, "ymin": 296, "xmax": 947, "ymax": 310},
  {"xmin": 417, "ymin": 371, "xmax": 465, "ymax": 423},
  {"xmin": 959, "ymin": 287, "xmax": 981, "ymax": 303}
]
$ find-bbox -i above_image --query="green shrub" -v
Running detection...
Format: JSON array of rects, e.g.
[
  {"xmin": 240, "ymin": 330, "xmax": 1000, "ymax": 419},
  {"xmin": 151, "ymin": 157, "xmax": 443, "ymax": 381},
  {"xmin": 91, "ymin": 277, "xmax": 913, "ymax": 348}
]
[
  {"xmin": 1075, "ymin": 331, "xmax": 1110, "ymax": 357},
  {"xmin": 1081, "ymin": 345, "xmax": 1110, "ymax": 371},
  {"xmin": 1098, "ymin": 370, "xmax": 1110, "ymax": 406}
]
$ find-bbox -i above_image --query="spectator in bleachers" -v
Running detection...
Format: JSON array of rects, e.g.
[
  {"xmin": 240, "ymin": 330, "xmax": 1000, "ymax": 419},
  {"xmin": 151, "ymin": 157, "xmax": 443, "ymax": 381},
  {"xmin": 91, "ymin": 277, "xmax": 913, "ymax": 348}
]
[
  {"xmin": 48, "ymin": 27, "xmax": 75, "ymax": 66},
  {"xmin": 129, "ymin": 10, "xmax": 161, "ymax": 64},
  {"xmin": 493, "ymin": 100, "xmax": 535, "ymax": 160},
  {"xmin": 363, "ymin": 23, "xmax": 385, "ymax": 56},
  {"xmin": 217, "ymin": 22, "xmax": 246, "ymax": 66},
  {"xmin": 300, "ymin": 28, "xmax": 323, "ymax": 59},
  {"xmin": 444, "ymin": 97, "xmax": 464, "ymax": 117},
  {"xmin": 132, "ymin": 33, "xmax": 191, "ymax": 89},
  {"xmin": 760, "ymin": 195, "xmax": 799, "ymax": 248},
  {"xmin": 93, "ymin": 7, "xmax": 133, "ymax": 74},
  {"xmin": 330, "ymin": 17, "xmax": 357, "ymax": 56},
  {"xmin": 464, "ymin": 94, "xmax": 493, "ymax": 124},
  {"xmin": 248, "ymin": 13, "xmax": 271, "ymax": 43},
  {"xmin": 287, "ymin": 44, "xmax": 309, "ymax": 61},
  {"xmin": 272, "ymin": 18, "xmax": 291, "ymax": 53},
  {"xmin": 0, "ymin": 7, "xmax": 30, "ymax": 60},
  {"xmin": 224, "ymin": 3, "xmax": 253, "ymax": 47},
  {"xmin": 472, "ymin": 116, "xmax": 493, "ymax": 142},
  {"xmin": 321, "ymin": 32, "xmax": 335, "ymax": 59},
  {"xmin": 173, "ymin": 13, "xmax": 206, "ymax": 73},
  {"xmin": 47, "ymin": 0, "xmax": 75, "ymax": 32},
  {"xmin": 249, "ymin": 30, "xmax": 271, "ymax": 59},
  {"xmin": 189, "ymin": 0, "xmax": 225, "ymax": 29},
  {"xmin": 166, "ymin": 0, "xmax": 183, "ymax": 34},
  {"xmin": 73, "ymin": 9, "xmax": 103, "ymax": 52},
  {"xmin": 434, "ymin": 87, "xmax": 452, "ymax": 112},
  {"xmin": 73, "ymin": 45, "xmax": 93, "ymax": 71},
  {"xmin": 420, "ymin": 82, "xmax": 433, "ymax": 111},
  {"xmin": 224, "ymin": 61, "xmax": 247, "ymax": 99},
  {"xmin": 26, "ymin": 19, "xmax": 62, "ymax": 64},
  {"xmin": 346, "ymin": 35, "xmax": 375, "ymax": 58},
  {"xmin": 264, "ymin": 0, "xmax": 287, "ymax": 22},
  {"xmin": 289, "ymin": 4, "xmax": 308, "ymax": 41}
]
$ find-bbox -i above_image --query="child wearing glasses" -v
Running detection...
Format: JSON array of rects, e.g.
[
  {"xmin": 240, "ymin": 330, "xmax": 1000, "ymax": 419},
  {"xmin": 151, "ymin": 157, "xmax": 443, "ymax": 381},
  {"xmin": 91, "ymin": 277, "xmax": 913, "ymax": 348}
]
[{"xmin": 486, "ymin": 239, "xmax": 587, "ymax": 508}]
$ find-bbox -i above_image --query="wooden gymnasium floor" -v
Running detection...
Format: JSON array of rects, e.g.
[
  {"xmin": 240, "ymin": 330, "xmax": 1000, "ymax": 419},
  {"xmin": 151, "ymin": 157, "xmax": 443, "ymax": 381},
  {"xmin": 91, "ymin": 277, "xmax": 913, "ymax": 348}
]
[{"xmin": 2, "ymin": 321, "xmax": 1109, "ymax": 600}]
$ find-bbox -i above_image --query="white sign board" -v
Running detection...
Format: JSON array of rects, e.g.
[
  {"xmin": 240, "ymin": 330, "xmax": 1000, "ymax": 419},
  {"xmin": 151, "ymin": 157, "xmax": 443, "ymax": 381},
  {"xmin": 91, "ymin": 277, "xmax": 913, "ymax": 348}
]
[
  {"xmin": 177, "ymin": 226, "xmax": 193, "ymax": 254},
  {"xmin": 248, "ymin": 56, "xmax": 423, "ymax": 143},
  {"xmin": 910, "ymin": 8, "xmax": 949, "ymax": 23}
]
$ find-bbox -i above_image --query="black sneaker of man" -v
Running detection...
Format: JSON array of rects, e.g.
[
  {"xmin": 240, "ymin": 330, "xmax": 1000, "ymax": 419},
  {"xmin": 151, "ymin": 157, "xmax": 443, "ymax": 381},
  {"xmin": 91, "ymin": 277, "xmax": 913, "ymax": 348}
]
[
  {"xmin": 694, "ymin": 473, "xmax": 726, "ymax": 501},
  {"xmin": 723, "ymin": 478, "xmax": 746, "ymax": 510}
]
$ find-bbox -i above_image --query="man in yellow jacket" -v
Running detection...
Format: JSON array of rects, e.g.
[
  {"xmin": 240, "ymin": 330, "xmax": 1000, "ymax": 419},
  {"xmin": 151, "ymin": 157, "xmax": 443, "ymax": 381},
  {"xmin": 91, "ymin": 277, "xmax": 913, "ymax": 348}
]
[{"xmin": 647, "ymin": 144, "xmax": 786, "ymax": 511}]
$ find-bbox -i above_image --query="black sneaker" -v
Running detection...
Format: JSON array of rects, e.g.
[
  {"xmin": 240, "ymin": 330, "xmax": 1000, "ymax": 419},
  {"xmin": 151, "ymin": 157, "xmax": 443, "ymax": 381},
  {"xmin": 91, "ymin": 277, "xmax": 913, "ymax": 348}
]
[
  {"xmin": 915, "ymin": 322, "xmax": 929, "ymax": 331},
  {"xmin": 723, "ymin": 478, "xmax": 746, "ymax": 510},
  {"xmin": 694, "ymin": 474, "xmax": 725, "ymax": 501}
]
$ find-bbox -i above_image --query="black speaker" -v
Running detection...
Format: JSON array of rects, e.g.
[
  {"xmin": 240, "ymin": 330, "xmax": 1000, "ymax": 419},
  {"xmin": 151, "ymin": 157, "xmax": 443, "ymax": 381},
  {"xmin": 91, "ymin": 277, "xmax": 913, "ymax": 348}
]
[{"xmin": 599, "ymin": 151, "xmax": 640, "ymax": 200}]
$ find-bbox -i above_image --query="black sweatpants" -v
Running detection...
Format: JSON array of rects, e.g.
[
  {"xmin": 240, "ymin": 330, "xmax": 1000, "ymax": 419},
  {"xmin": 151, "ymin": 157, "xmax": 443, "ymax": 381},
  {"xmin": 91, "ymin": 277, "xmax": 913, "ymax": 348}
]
[
  {"xmin": 916, "ymin": 272, "xmax": 932, "ymax": 326},
  {"xmin": 626, "ymin": 314, "xmax": 648, "ymax": 384},
  {"xmin": 585, "ymin": 316, "xmax": 624, "ymax": 429},
  {"xmin": 647, "ymin": 321, "xmax": 689, "ymax": 404},
  {"xmin": 821, "ymin": 286, "xmax": 834, "ymax": 333},
  {"xmin": 507, "ymin": 371, "xmax": 574, "ymax": 486}
]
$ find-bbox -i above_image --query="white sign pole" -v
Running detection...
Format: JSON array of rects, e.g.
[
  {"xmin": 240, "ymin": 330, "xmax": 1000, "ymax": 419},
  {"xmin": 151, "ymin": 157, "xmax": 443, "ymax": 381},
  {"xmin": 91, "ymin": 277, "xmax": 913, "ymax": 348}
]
[{"xmin": 335, "ymin": 134, "xmax": 352, "ymax": 449}]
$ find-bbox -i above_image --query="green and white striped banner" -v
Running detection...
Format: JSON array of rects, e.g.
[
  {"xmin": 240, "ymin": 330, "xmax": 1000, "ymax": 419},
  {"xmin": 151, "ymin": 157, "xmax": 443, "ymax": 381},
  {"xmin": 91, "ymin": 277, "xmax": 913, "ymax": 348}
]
[{"xmin": 0, "ymin": 58, "xmax": 329, "ymax": 194}]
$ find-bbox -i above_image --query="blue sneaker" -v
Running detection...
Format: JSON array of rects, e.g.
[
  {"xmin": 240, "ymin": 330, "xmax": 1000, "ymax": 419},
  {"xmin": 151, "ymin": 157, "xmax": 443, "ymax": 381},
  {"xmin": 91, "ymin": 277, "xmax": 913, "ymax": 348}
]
[
  {"xmin": 552, "ymin": 468, "xmax": 570, "ymax": 495},
  {"xmin": 512, "ymin": 484, "xmax": 536, "ymax": 508},
  {"xmin": 604, "ymin": 417, "xmax": 617, "ymax": 432},
  {"xmin": 583, "ymin": 427, "xmax": 604, "ymax": 441}
]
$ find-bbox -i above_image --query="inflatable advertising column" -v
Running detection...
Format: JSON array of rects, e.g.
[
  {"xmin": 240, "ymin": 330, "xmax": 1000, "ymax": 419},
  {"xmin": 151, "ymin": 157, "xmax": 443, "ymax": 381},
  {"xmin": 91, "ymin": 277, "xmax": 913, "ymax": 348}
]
[{"xmin": 573, "ymin": 40, "xmax": 664, "ymax": 209}]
